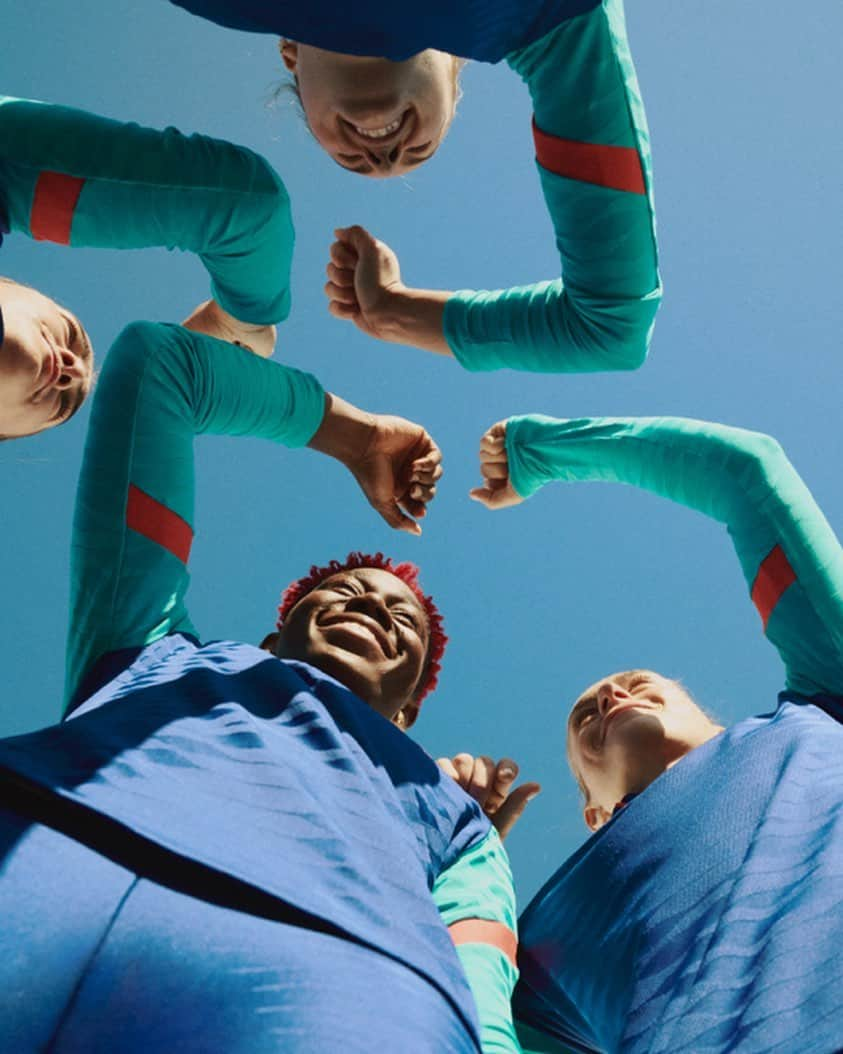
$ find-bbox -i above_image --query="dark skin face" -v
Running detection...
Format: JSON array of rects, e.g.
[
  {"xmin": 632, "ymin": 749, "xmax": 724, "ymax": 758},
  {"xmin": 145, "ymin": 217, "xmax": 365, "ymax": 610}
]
[{"xmin": 262, "ymin": 568, "xmax": 430, "ymax": 728}]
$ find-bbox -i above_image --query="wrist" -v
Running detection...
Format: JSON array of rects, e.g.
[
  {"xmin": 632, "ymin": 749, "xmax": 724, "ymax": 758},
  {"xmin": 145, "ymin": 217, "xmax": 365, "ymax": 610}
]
[
  {"xmin": 307, "ymin": 393, "xmax": 375, "ymax": 465},
  {"xmin": 374, "ymin": 287, "xmax": 451, "ymax": 355}
]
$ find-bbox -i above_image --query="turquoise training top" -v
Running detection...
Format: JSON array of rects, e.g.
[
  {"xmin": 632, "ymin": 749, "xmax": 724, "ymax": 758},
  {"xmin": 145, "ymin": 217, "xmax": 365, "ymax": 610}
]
[
  {"xmin": 0, "ymin": 97, "xmax": 294, "ymax": 323},
  {"xmin": 169, "ymin": 0, "xmax": 661, "ymax": 374},
  {"xmin": 502, "ymin": 415, "xmax": 843, "ymax": 1053},
  {"xmin": 0, "ymin": 323, "xmax": 522, "ymax": 1053}
]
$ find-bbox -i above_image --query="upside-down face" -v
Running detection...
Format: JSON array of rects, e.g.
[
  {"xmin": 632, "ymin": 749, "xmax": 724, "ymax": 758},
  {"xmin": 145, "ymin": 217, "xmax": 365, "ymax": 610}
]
[
  {"xmin": 280, "ymin": 42, "xmax": 460, "ymax": 178},
  {"xmin": 0, "ymin": 279, "xmax": 93, "ymax": 438}
]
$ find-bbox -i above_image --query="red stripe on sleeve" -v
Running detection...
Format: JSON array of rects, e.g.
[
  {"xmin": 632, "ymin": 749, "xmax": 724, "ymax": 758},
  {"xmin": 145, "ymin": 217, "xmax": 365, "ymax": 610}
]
[
  {"xmin": 126, "ymin": 484, "xmax": 194, "ymax": 564},
  {"xmin": 30, "ymin": 172, "xmax": 86, "ymax": 244},
  {"xmin": 751, "ymin": 544, "xmax": 797, "ymax": 629},
  {"xmin": 532, "ymin": 119, "xmax": 646, "ymax": 195},
  {"xmin": 449, "ymin": 919, "xmax": 518, "ymax": 968}
]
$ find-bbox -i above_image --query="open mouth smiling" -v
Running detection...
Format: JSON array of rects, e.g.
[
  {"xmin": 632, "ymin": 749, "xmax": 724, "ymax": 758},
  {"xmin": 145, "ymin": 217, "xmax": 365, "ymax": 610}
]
[{"xmin": 318, "ymin": 613, "xmax": 396, "ymax": 659}]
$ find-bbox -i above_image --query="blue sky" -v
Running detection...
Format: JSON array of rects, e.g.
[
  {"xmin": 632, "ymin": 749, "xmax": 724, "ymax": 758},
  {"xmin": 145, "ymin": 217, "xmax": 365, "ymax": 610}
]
[{"xmin": 2, "ymin": 0, "xmax": 841, "ymax": 902}]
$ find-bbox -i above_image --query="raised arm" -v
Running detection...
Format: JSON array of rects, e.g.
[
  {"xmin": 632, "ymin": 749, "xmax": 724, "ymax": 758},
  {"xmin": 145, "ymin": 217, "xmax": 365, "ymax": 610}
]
[
  {"xmin": 325, "ymin": 0, "xmax": 660, "ymax": 374},
  {"xmin": 434, "ymin": 830, "xmax": 523, "ymax": 1053},
  {"xmin": 0, "ymin": 96, "xmax": 293, "ymax": 326},
  {"xmin": 67, "ymin": 322, "xmax": 442, "ymax": 708},
  {"xmin": 66, "ymin": 322, "xmax": 325, "ymax": 706},
  {"xmin": 447, "ymin": 0, "xmax": 660, "ymax": 373},
  {"xmin": 487, "ymin": 415, "xmax": 843, "ymax": 698}
]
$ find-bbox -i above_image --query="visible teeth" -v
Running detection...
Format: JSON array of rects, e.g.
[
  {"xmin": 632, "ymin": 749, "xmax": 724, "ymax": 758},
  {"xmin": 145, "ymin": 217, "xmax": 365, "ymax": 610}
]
[{"xmin": 353, "ymin": 117, "xmax": 402, "ymax": 139}]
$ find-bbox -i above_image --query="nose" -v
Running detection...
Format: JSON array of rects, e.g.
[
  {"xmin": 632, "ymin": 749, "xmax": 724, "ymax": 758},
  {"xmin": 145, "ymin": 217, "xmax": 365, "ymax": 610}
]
[
  {"xmin": 597, "ymin": 681, "xmax": 628, "ymax": 716},
  {"xmin": 55, "ymin": 347, "xmax": 86, "ymax": 389},
  {"xmin": 362, "ymin": 143, "xmax": 401, "ymax": 171},
  {"xmin": 346, "ymin": 590, "xmax": 392, "ymax": 632}
]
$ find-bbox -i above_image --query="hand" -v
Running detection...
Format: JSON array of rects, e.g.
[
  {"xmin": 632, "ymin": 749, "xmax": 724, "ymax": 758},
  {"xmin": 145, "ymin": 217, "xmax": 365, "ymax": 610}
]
[
  {"xmin": 469, "ymin": 421, "xmax": 523, "ymax": 510},
  {"xmin": 308, "ymin": 394, "xmax": 443, "ymax": 535},
  {"xmin": 325, "ymin": 226, "xmax": 451, "ymax": 355},
  {"xmin": 437, "ymin": 754, "xmax": 540, "ymax": 840},
  {"xmin": 325, "ymin": 226, "xmax": 404, "ymax": 341},
  {"xmin": 348, "ymin": 414, "xmax": 442, "ymax": 535},
  {"xmin": 182, "ymin": 299, "xmax": 277, "ymax": 359}
]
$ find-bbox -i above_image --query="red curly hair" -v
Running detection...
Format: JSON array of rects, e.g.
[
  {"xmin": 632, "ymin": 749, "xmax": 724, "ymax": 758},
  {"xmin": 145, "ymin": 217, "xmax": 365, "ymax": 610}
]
[{"xmin": 277, "ymin": 552, "xmax": 446, "ymax": 706}]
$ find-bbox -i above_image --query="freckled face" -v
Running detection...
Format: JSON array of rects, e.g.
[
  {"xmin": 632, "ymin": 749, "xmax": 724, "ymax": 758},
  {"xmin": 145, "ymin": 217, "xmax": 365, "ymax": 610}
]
[
  {"xmin": 273, "ymin": 568, "xmax": 429, "ymax": 723},
  {"xmin": 567, "ymin": 670, "xmax": 708, "ymax": 827},
  {"xmin": 0, "ymin": 281, "xmax": 93, "ymax": 438}
]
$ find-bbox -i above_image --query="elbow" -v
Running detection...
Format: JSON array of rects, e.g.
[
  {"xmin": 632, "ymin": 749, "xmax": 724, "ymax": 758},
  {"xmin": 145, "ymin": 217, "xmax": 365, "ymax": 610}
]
[
  {"xmin": 726, "ymin": 428, "xmax": 789, "ymax": 490},
  {"xmin": 577, "ymin": 285, "xmax": 662, "ymax": 373},
  {"xmin": 250, "ymin": 155, "xmax": 293, "ymax": 241}
]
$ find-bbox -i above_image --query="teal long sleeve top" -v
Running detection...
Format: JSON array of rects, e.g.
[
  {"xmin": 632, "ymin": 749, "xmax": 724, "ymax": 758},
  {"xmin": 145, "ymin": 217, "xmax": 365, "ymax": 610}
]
[
  {"xmin": 505, "ymin": 415, "xmax": 843, "ymax": 1053},
  {"xmin": 64, "ymin": 321, "xmax": 521, "ymax": 1052},
  {"xmin": 445, "ymin": 1, "xmax": 660, "ymax": 374},
  {"xmin": 0, "ymin": 97, "xmax": 294, "ymax": 323},
  {"xmin": 506, "ymin": 414, "xmax": 843, "ymax": 697}
]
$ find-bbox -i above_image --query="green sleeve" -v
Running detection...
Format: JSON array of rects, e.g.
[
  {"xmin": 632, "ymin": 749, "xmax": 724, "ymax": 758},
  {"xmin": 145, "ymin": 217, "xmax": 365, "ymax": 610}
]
[
  {"xmin": 0, "ymin": 96, "xmax": 293, "ymax": 323},
  {"xmin": 66, "ymin": 321, "xmax": 325, "ymax": 704},
  {"xmin": 433, "ymin": 830, "xmax": 522, "ymax": 1054},
  {"xmin": 444, "ymin": 0, "xmax": 660, "ymax": 373},
  {"xmin": 506, "ymin": 415, "xmax": 843, "ymax": 698}
]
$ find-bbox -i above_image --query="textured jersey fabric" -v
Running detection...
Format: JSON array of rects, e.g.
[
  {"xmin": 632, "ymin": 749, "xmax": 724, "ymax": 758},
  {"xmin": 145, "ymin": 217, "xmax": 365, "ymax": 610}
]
[
  {"xmin": 502, "ymin": 415, "xmax": 843, "ymax": 1052},
  {"xmin": 0, "ymin": 96, "xmax": 294, "ymax": 322},
  {"xmin": 168, "ymin": 0, "xmax": 601, "ymax": 62},
  {"xmin": 0, "ymin": 637, "xmax": 493, "ymax": 1050},
  {"xmin": 0, "ymin": 321, "xmax": 521, "ymax": 1052},
  {"xmin": 515, "ymin": 697, "xmax": 843, "ymax": 1053}
]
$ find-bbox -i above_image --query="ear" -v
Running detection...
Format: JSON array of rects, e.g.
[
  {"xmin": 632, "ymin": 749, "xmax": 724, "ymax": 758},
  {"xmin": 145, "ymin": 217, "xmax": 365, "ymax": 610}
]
[
  {"xmin": 259, "ymin": 631, "xmax": 281, "ymax": 654},
  {"xmin": 391, "ymin": 703, "xmax": 419, "ymax": 732},
  {"xmin": 279, "ymin": 39, "xmax": 298, "ymax": 73},
  {"xmin": 584, "ymin": 803, "xmax": 611, "ymax": 832}
]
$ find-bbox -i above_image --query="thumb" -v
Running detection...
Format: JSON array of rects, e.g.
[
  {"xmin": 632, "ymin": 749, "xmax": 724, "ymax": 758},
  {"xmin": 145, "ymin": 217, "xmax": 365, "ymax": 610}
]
[
  {"xmin": 469, "ymin": 486, "xmax": 495, "ymax": 508},
  {"xmin": 335, "ymin": 225, "xmax": 375, "ymax": 256},
  {"xmin": 493, "ymin": 782, "xmax": 541, "ymax": 840}
]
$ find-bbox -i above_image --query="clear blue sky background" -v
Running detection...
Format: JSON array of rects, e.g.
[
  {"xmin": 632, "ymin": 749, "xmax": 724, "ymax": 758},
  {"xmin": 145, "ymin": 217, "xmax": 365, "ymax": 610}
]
[{"xmin": 2, "ymin": 0, "xmax": 841, "ymax": 903}]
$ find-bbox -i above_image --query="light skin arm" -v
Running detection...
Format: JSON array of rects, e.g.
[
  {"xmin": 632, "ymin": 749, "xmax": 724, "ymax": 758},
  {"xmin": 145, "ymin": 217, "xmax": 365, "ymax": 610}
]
[
  {"xmin": 473, "ymin": 415, "xmax": 843, "ymax": 698},
  {"xmin": 66, "ymin": 321, "xmax": 441, "ymax": 706}
]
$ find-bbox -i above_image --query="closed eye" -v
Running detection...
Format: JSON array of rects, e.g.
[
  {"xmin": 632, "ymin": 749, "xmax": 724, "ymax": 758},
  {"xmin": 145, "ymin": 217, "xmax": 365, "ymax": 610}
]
[
  {"xmin": 572, "ymin": 702, "xmax": 597, "ymax": 729},
  {"xmin": 394, "ymin": 609, "xmax": 422, "ymax": 633}
]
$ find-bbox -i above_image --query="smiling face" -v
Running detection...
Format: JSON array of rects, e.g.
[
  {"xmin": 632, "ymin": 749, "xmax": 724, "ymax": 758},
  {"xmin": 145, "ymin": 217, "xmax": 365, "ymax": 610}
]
[
  {"xmin": 0, "ymin": 279, "xmax": 94, "ymax": 438},
  {"xmin": 267, "ymin": 567, "xmax": 430, "ymax": 727},
  {"xmin": 280, "ymin": 42, "xmax": 460, "ymax": 178},
  {"xmin": 567, "ymin": 670, "xmax": 723, "ymax": 831}
]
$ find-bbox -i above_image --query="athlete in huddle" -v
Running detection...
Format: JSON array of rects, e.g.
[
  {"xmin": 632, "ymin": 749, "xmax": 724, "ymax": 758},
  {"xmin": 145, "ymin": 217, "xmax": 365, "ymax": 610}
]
[
  {"xmin": 0, "ymin": 320, "xmax": 520, "ymax": 1053},
  {"xmin": 467, "ymin": 413, "xmax": 843, "ymax": 1052},
  {"xmin": 169, "ymin": 0, "xmax": 660, "ymax": 375},
  {"xmin": 0, "ymin": 95, "xmax": 294, "ymax": 437}
]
